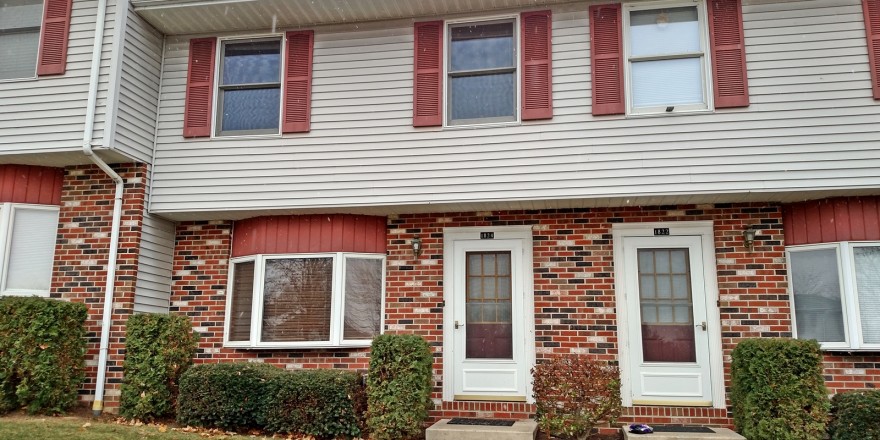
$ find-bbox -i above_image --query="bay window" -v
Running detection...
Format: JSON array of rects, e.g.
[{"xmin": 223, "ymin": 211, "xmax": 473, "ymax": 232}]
[
  {"xmin": 225, "ymin": 252, "xmax": 384, "ymax": 348},
  {"xmin": 788, "ymin": 242, "xmax": 880, "ymax": 351}
]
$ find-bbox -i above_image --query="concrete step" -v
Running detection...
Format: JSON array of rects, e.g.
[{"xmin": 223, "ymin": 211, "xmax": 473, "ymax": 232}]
[
  {"xmin": 623, "ymin": 427, "xmax": 744, "ymax": 440},
  {"xmin": 426, "ymin": 418, "xmax": 537, "ymax": 440}
]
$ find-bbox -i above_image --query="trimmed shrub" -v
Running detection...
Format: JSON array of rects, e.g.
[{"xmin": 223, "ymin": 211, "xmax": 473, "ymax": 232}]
[
  {"xmin": 0, "ymin": 297, "xmax": 87, "ymax": 415},
  {"xmin": 177, "ymin": 362, "xmax": 284, "ymax": 430},
  {"xmin": 828, "ymin": 390, "xmax": 880, "ymax": 440},
  {"xmin": 532, "ymin": 355, "xmax": 621, "ymax": 440},
  {"xmin": 730, "ymin": 338, "xmax": 829, "ymax": 440},
  {"xmin": 120, "ymin": 313, "xmax": 199, "ymax": 421},
  {"xmin": 366, "ymin": 334, "xmax": 433, "ymax": 440},
  {"xmin": 264, "ymin": 369, "xmax": 365, "ymax": 439}
]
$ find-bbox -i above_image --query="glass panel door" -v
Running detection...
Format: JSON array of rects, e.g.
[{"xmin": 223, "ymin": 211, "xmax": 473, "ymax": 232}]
[
  {"xmin": 637, "ymin": 248, "xmax": 696, "ymax": 362},
  {"xmin": 465, "ymin": 251, "xmax": 513, "ymax": 359}
]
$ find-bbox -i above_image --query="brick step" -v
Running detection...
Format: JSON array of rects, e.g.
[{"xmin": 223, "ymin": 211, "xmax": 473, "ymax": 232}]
[
  {"xmin": 622, "ymin": 427, "xmax": 745, "ymax": 440},
  {"xmin": 426, "ymin": 418, "xmax": 537, "ymax": 440}
]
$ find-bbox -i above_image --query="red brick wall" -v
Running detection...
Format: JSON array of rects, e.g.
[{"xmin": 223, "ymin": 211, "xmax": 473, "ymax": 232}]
[
  {"xmin": 50, "ymin": 163, "xmax": 147, "ymax": 412},
  {"xmin": 170, "ymin": 203, "xmax": 879, "ymax": 428}
]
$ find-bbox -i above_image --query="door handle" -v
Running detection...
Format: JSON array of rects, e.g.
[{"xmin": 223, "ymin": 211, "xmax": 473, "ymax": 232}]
[
  {"xmin": 695, "ymin": 321, "xmax": 707, "ymax": 331},
  {"xmin": 455, "ymin": 320, "xmax": 461, "ymax": 329}
]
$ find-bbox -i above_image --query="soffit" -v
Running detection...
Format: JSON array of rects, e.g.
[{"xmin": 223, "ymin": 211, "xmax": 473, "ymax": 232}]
[{"xmin": 133, "ymin": 0, "xmax": 577, "ymax": 35}]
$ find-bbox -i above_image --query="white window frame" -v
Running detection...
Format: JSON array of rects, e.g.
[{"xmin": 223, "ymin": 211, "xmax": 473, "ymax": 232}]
[
  {"xmin": 787, "ymin": 241, "xmax": 880, "ymax": 351},
  {"xmin": 0, "ymin": 0, "xmax": 44, "ymax": 83},
  {"xmin": 622, "ymin": 0, "xmax": 713, "ymax": 116},
  {"xmin": 212, "ymin": 35, "xmax": 285, "ymax": 138},
  {"xmin": 224, "ymin": 252, "xmax": 386, "ymax": 349},
  {"xmin": 443, "ymin": 14, "xmax": 521, "ymax": 128},
  {"xmin": 0, "ymin": 203, "xmax": 59, "ymax": 297}
]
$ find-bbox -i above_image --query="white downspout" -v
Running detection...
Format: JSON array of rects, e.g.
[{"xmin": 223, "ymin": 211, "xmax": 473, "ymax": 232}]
[{"xmin": 81, "ymin": 0, "xmax": 118, "ymax": 416}]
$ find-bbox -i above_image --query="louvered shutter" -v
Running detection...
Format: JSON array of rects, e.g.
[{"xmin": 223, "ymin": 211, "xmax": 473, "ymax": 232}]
[
  {"xmin": 521, "ymin": 10, "xmax": 553, "ymax": 120},
  {"xmin": 36, "ymin": 0, "xmax": 73, "ymax": 75},
  {"xmin": 413, "ymin": 21, "xmax": 443, "ymax": 127},
  {"xmin": 863, "ymin": 0, "xmax": 880, "ymax": 99},
  {"xmin": 183, "ymin": 38, "xmax": 216, "ymax": 138},
  {"xmin": 283, "ymin": 30, "xmax": 314, "ymax": 133},
  {"xmin": 708, "ymin": 0, "xmax": 750, "ymax": 108},
  {"xmin": 589, "ymin": 4, "xmax": 624, "ymax": 116}
]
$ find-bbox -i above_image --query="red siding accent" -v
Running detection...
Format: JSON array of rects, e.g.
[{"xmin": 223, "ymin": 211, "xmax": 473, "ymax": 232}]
[
  {"xmin": 708, "ymin": 0, "xmax": 750, "ymax": 108},
  {"xmin": 183, "ymin": 38, "xmax": 216, "ymax": 138},
  {"xmin": 783, "ymin": 197, "xmax": 880, "ymax": 245},
  {"xmin": 0, "ymin": 165, "xmax": 63, "ymax": 205},
  {"xmin": 864, "ymin": 0, "xmax": 880, "ymax": 99},
  {"xmin": 232, "ymin": 215, "xmax": 387, "ymax": 257},
  {"xmin": 521, "ymin": 10, "xmax": 553, "ymax": 120},
  {"xmin": 36, "ymin": 0, "xmax": 73, "ymax": 75},
  {"xmin": 413, "ymin": 21, "xmax": 443, "ymax": 127},
  {"xmin": 283, "ymin": 30, "xmax": 314, "ymax": 133},
  {"xmin": 589, "ymin": 4, "xmax": 624, "ymax": 116}
]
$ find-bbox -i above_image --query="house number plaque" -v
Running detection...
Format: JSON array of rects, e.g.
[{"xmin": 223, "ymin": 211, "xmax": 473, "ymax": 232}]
[
  {"xmin": 653, "ymin": 228, "xmax": 670, "ymax": 236},
  {"xmin": 480, "ymin": 232, "xmax": 495, "ymax": 239}
]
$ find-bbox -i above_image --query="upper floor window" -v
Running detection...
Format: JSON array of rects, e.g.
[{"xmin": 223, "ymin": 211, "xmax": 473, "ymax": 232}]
[
  {"xmin": 0, "ymin": 204, "xmax": 59, "ymax": 296},
  {"xmin": 226, "ymin": 253, "xmax": 385, "ymax": 348},
  {"xmin": 623, "ymin": 1, "xmax": 711, "ymax": 114},
  {"xmin": 788, "ymin": 242, "xmax": 880, "ymax": 351},
  {"xmin": 0, "ymin": 0, "xmax": 43, "ymax": 80},
  {"xmin": 447, "ymin": 19, "xmax": 517, "ymax": 126},
  {"xmin": 216, "ymin": 38, "xmax": 282, "ymax": 136}
]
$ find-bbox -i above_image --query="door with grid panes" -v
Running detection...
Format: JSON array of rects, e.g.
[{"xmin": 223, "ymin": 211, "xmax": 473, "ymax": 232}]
[
  {"xmin": 623, "ymin": 235, "xmax": 713, "ymax": 406},
  {"xmin": 451, "ymin": 238, "xmax": 528, "ymax": 401}
]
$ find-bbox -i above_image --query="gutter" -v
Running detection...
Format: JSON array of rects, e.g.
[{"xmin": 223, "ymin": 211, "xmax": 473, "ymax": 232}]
[{"xmin": 81, "ymin": 0, "xmax": 121, "ymax": 416}]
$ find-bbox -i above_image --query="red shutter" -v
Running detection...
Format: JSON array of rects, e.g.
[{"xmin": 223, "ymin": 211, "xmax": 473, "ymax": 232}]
[
  {"xmin": 708, "ymin": 0, "xmax": 750, "ymax": 108},
  {"xmin": 283, "ymin": 30, "xmax": 314, "ymax": 133},
  {"xmin": 183, "ymin": 38, "xmax": 216, "ymax": 138},
  {"xmin": 413, "ymin": 21, "xmax": 443, "ymax": 127},
  {"xmin": 521, "ymin": 10, "xmax": 553, "ymax": 120},
  {"xmin": 589, "ymin": 4, "xmax": 624, "ymax": 116},
  {"xmin": 864, "ymin": 0, "xmax": 880, "ymax": 99},
  {"xmin": 36, "ymin": 0, "xmax": 73, "ymax": 75}
]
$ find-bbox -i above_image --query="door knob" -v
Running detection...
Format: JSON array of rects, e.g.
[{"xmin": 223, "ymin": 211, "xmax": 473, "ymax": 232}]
[
  {"xmin": 695, "ymin": 321, "xmax": 707, "ymax": 331},
  {"xmin": 454, "ymin": 320, "xmax": 461, "ymax": 329}
]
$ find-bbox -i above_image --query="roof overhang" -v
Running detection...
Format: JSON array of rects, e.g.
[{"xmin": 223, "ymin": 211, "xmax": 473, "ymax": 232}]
[{"xmin": 132, "ymin": 0, "xmax": 577, "ymax": 35}]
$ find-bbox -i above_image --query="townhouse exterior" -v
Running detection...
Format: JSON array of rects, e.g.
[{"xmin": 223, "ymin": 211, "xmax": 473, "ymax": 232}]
[{"xmin": 1, "ymin": 0, "xmax": 879, "ymax": 427}]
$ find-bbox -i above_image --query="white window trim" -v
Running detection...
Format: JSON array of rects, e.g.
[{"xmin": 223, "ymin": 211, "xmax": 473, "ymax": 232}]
[
  {"xmin": 443, "ymin": 14, "xmax": 521, "ymax": 128},
  {"xmin": 787, "ymin": 241, "xmax": 880, "ymax": 351},
  {"xmin": 224, "ymin": 252, "xmax": 386, "ymax": 349},
  {"xmin": 0, "ymin": 203, "xmax": 59, "ymax": 297},
  {"xmin": 622, "ymin": 0, "xmax": 714, "ymax": 116},
  {"xmin": 212, "ymin": 34, "xmax": 286, "ymax": 139},
  {"xmin": 0, "ymin": 0, "xmax": 44, "ymax": 83}
]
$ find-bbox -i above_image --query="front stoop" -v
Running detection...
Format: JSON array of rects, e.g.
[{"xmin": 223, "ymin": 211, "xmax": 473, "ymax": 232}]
[
  {"xmin": 426, "ymin": 419, "xmax": 537, "ymax": 440},
  {"xmin": 622, "ymin": 427, "xmax": 745, "ymax": 440}
]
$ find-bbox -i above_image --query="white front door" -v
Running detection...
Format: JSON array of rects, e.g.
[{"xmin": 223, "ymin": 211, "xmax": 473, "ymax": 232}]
[
  {"xmin": 613, "ymin": 222, "xmax": 723, "ymax": 408},
  {"xmin": 443, "ymin": 227, "xmax": 534, "ymax": 402}
]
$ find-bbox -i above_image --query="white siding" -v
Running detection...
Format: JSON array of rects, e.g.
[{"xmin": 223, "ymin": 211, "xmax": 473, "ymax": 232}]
[
  {"xmin": 134, "ymin": 210, "xmax": 175, "ymax": 314},
  {"xmin": 0, "ymin": 0, "xmax": 119, "ymax": 158},
  {"xmin": 149, "ymin": 0, "xmax": 880, "ymax": 218},
  {"xmin": 107, "ymin": 2, "xmax": 163, "ymax": 163}
]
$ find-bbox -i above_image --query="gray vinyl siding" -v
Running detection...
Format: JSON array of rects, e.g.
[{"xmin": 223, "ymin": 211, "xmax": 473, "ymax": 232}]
[
  {"xmin": 106, "ymin": 1, "xmax": 163, "ymax": 163},
  {"xmin": 133, "ymin": 210, "xmax": 175, "ymax": 314},
  {"xmin": 0, "ymin": 0, "xmax": 117, "ymax": 157},
  {"xmin": 149, "ymin": 0, "xmax": 880, "ymax": 217}
]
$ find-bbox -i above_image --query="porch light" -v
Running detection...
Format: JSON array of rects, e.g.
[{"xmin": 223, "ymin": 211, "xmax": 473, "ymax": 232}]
[
  {"xmin": 412, "ymin": 236, "xmax": 423, "ymax": 258},
  {"xmin": 743, "ymin": 225, "xmax": 760, "ymax": 251}
]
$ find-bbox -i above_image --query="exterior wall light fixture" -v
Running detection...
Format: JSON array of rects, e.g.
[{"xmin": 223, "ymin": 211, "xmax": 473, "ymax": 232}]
[
  {"xmin": 412, "ymin": 236, "xmax": 423, "ymax": 258},
  {"xmin": 743, "ymin": 225, "xmax": 760, "ymax": 251}
]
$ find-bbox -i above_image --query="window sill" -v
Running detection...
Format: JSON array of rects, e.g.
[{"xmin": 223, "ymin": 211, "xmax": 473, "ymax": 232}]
[
  {"xmin": 211, "ymin": 132, "xmax": 283, "ymax": 140},
  {"xmin": 0, "ymin": 76, "xmax": 38, "ymax": 84},
  {"xmin": 443, "ymin": 120, "xmax": 521, "ymax": 130},
  {"xmin": 625, "ymin": 108, "xmax": 713, "ymax": 119},
  {"xmin": 0, "ymin": 290, "xmax": 50, "ymax": 297},
  {"xmin": 224, "ymin": 341, "xmax": 374, "ymax": 350}
]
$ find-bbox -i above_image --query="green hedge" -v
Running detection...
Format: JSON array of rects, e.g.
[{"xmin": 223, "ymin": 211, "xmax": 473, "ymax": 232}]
[
  {"xmin": 120, "ymin": 313, "xmax": 199, "ymax": 421},
  {"xmin": 264, "ymin": 369, "xmax": 366, "ymax": 439},
  {"xmin": 730, "ymin": 338, "xmax": 829, "ymax": 440},
  {"xmin": 0, "ymin": 297, "xmax": 87, "ymax": 415},
  {"xmin": 828, "ymin": 390, "xmax": 880, "ymax": 440},
  {"xmin": 177, "ymin": 363, "xmax": 284, "ymax": 430},
  {"xmin": 366, "ymin": 334, "xmax": 433, "ymax": 440}
]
